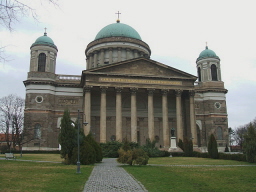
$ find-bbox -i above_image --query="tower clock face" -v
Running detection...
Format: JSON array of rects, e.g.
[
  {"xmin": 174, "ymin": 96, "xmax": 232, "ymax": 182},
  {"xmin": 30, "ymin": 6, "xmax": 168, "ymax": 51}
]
[
  {"xmin": 35, "ymin": 96, "xmax": 43, "ymax": 103},
  {"xmin": 214, "ymin": 102, "xmax": 221, "ymax": 109}
]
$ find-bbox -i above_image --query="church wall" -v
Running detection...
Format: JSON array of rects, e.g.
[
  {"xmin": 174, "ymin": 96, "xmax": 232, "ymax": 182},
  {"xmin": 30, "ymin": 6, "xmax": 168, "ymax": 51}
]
[{"xmin": 195, "ymin": 91, "xmax": 228, "ymax": 151}]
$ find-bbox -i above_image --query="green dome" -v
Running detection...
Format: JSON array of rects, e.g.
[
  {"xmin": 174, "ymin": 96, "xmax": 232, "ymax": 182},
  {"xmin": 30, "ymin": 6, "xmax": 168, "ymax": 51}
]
[
  {"xmin": 197, "ymin": 46, "xmax": 219, "ymax": 61},
  {"xmin": 31, "ymin": 33, "xmax": 57, "ymax": 49},
  {"xmin": 95, "ymin": 21, "xmax": 142, "ymax": 40}
]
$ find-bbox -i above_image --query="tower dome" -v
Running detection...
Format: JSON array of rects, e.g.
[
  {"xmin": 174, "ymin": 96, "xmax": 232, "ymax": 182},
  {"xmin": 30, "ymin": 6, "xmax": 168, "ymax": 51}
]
[
  {"xmin": 31, "ymin": 32, "xmax": 57, "ymax": 50},
  {"xmin": 85, "ymin": 20, "xmax": 151, "ymax": 69},
  {"xmin": 95, "ymin": 21, "xmax": 142, "ymax": 40},
  {"xmin": 197, "ymin": 46, "xmax": 219, "ymax": 62}
]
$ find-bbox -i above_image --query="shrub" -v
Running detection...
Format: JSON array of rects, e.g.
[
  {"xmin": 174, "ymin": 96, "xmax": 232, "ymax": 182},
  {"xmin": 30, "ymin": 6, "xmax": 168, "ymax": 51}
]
[
  {"xmin": 100, "ymin": 141, "xmax": 122, "ymax": 157},
  {"xmin": 85, "ymin": 133, "xmax": 103, "ymax": 162},
  {"xmin": 183, "ymin": 138, "xmax": 193, "ymax": 157},
  {"xmin": 71, "ymin": 140, "xmax": 96, "ymax": 165},
  {"xmin": 243, "ymin": 123, "xmax": 256, "ymax": 163},
  {"xmin": 224, "ymin": 144, "xmax": 229, "ymax": 152},
  {"xmin": 117, "ymin": 148, "xmax": 149, "ymax": 165},
  {"xmin": 208, "ymin": 134, "xmax": 219, "ymax": 159},
  {"xmin": 177, "ymin": 139, "xmax": 184, "ymax": 151},
  {"xmin": 141, "ymin": 138, "xmax": 167, "ymax": 157}
]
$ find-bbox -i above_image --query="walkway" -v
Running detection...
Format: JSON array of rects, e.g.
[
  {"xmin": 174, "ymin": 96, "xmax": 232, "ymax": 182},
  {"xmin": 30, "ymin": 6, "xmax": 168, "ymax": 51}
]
[{"xmin": 83, "ymin": 158, "xmax": 148, "ymax": 192}]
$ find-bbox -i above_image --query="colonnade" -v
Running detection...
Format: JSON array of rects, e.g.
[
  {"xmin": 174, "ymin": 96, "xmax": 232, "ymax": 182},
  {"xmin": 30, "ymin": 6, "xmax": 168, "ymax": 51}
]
[
  {"xmin": 86, "ymin": 47, "xmax": 149, "ymax": 69},
  {"xmin": 83, "ymin": 86, "xmax": 197, "ymax": 147}
]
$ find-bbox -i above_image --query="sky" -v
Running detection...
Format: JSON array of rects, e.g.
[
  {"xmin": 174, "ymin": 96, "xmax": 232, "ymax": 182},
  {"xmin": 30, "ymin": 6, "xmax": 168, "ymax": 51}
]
[{"xmin": 0, "ymin": 0, "xmax": 256, "ymax": 129}]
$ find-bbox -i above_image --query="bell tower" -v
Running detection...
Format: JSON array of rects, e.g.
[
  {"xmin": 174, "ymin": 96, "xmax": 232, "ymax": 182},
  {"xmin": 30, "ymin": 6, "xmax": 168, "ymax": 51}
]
[
  {"xmin": 194, "ymin": 45, "xmax": 229, "ymax": 152},
  {"xmin": 29, "ymin": 30, "xmax": 58, "ymax": 75}
]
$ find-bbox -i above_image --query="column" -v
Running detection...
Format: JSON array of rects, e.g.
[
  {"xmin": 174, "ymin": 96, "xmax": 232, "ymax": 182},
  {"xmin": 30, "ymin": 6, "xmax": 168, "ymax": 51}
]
[
  {"xmin": 148, "ymin": 89, "xmax": 155, "ymax": 141},
  {"xmin": 86, "ymin": 58, "xmax": 89, "ymax": 69},
  {"xmin": 175, "ymin": 89, "xmax": 183, "ymax": 142},
  {"xmin": 100, "ymin": 49, "xmax": 104, "ymax": 65},
  {"xmin": 134, "ymin": 50, "xmax": 138, "ymax": 58},
  {"xmin": 93, "ymin": 51, "xmax": 98, "ymax": 68},
  {"xmin": 89, "ymin": 53, "xmax": 93, "ymax": 68},
  {"xmin": 83, "ymin": 86, "xmax": 92, "ymax": 135},
  {"xmin": 115, "ymin": 87, "xmax": 122, "ymax": 141},
  {"xmin": 130, "ymin": 88, "xmax": 138, "ymax": 142},
  {"xmin": 100, "ymin": 86, "xmax": 107, "ymax": 143},
  {"xmin": 189, "ymin": 90, "xmax": 197, "ymax": 146},
  {"xmin": 162, "ymin": 89, "xmax": 169, "ymax": 148},
  {"xmin": 109, "ymin": 48, "xmax": 113, "ymax": 64},
  {"xmin": 117, "ymin": 47, "xmax": 122, "ymax": 62},
  {"xmin": 126, "ymin": 48, "xmax": 130, "ymax": 59}
]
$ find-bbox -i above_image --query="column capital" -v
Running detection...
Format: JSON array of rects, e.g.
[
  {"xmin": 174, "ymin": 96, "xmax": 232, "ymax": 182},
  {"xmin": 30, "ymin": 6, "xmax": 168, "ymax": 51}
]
[
  {"xmin": 175, "ymin": 89, "xmax": 183, "ymax": 97},
  {"xmin": 83, "ymin": 85, "xmax": 93, "ymax": 93},
  {"xmin": 147, "ymin": 88, "xmax": 155, "ymax": 95},
  {"xmin": 161, "ymin": 89, "xmax": 169, "ymax": 95},
  {"xmin": 130, "ymin": 87, "xmax": 138, "ymax": 94},
  {"xmin": 108, "ymin": 47, "xmax": 113, "ymax": 51},
  {"xmin": 189, "ymin": 90, "xmax": 195, "ymax": 96},
  {"xmin": 115, "ymin": 87, "xmax": 123, "ymax": 93},
  {"xmin": 100, "ymin": 86, "xmax": 108, "ymax": 93}
]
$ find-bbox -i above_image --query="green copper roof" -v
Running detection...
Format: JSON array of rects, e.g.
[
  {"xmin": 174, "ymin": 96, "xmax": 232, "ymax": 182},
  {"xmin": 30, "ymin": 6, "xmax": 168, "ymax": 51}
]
[
  {"xmin": 31, "ymin": 33, "xmax": 57, "ymax": 49},
  {"xmin": 95, "ymin": 21, "xmax": 142, "ymax": 40},
  {"xmin": 197, "ymin": 46, "xmax": 219, "ymax": 61}
]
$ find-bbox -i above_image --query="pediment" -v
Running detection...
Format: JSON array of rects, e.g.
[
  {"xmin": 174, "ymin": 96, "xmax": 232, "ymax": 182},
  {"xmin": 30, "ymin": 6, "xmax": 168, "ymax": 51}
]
[{"xmin": 84, "ymin": 58, "xmax": 197, "ymax": 80}]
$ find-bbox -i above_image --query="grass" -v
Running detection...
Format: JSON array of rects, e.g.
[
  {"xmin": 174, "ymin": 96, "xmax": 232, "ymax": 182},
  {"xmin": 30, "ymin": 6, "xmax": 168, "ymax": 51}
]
[
  {"xmin": 148, "ymin": 156, "xmax": 254, "ymax": 165},
  {"xmin": 0, "ymin": 154, "xmax": 94, "ymax": 192},
  {"xmin": 1, "ymin": 154, "xmax": 256, "ymax": 192},
  {"xmin": 123, "ymin": 157, "xmax": 256, "ymax": 192}
]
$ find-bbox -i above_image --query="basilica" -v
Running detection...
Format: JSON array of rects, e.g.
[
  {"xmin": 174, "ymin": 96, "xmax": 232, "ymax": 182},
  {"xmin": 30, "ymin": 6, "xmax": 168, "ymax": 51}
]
[{"xmin": 23, "ymin": 18, "xmax": 228, "ymax": 152}]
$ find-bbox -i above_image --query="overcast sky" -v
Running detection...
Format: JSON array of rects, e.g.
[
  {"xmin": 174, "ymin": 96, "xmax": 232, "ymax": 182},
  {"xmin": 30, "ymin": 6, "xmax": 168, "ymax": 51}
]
[{"xmin": 1, "ymin": 0, "xmax": 256, "ymax": 129}]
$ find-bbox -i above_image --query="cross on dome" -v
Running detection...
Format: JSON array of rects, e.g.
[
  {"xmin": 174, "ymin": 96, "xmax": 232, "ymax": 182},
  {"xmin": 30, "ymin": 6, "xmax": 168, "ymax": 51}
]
[
  {"xmin": 44, "ymin": 27, "xmax": 47, "ymax": 36},
  {"xmin": 115, "ymin": 11, "xmax": 121, "ymax": 23}
]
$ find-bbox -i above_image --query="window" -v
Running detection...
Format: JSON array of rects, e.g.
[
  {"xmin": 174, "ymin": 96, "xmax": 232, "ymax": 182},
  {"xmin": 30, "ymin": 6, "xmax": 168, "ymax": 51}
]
[
  {"xmin": 211, "ymin": 64, "xmax": 218, "ymax": 81},
  {"xmin": 38, "ymin": 53, "xmax": 46, "ymax": 72},
  {"xmin": 217, "ymin": 126, "xmax": 223, "ymax": 140},
  {"xmin": 198, "ymin": 67, "xmax": 201, "ymax": 82},
  {"xmin": 34, "ymin": 124, "xmax": 41, "ymax": 139}
]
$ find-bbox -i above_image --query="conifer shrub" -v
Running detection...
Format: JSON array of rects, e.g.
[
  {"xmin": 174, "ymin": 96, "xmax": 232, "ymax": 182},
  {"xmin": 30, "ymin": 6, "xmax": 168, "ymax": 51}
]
[
  {"xmin": 178, "ymin": 139, "xmax": 184, "ymax": 151},
  {"xmin": 208, "ymin": 134, "xmax": 219, "ymax": 159},
  {"xmin": 85, "ymin": 133, "xmax": 103, "ymax": 162},
  {"xmin": 71, "ymin": 139, "xmax": 96, "ymax": 165},
  {"xmin": 183, "ymin": 138, "xmax": 194, "ymax": 157},
  {"xmin": 58, "ymin": 109, "xmax": 76, "ymax": 164}
]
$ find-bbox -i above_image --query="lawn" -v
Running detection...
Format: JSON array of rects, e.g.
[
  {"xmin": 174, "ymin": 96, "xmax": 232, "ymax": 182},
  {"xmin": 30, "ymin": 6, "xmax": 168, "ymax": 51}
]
[
  {"xmin": 0, "ymin": 154, "xmax": 94, "ymax": 192},
  {"xmin": 1, "ymin": 154, "xmax": 256, "ymax": 192},
  {"xmin": 124, "ymin": 157, "xmax": 256, "ymax": 192}
]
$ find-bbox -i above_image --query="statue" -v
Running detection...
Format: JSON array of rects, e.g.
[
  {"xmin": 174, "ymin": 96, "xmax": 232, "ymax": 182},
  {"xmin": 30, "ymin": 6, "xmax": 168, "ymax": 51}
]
[{"xmin": 171, "ymin": 128, "xmax": 175, "ymax": 137}]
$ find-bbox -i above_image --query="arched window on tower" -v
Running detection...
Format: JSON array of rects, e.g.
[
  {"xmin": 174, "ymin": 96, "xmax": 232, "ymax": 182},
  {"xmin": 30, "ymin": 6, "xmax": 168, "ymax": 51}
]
[
  {"xmin": 38, "ymin": 53, "xmax": 46, "ymax": 72},
  {"xmin": 217, "ymin": 126, "xmax": 223, "ymax": 140},
  {"xmin": 198, "ymin": 67, "xmax": 201, "ymax": 82},
  {"xmin": 211, "ymin": 64, "xmax": 218, "ymax": 81},
  {"xmin": 34, "ymin": 124, "xmax": 41, "ymax": 139}
]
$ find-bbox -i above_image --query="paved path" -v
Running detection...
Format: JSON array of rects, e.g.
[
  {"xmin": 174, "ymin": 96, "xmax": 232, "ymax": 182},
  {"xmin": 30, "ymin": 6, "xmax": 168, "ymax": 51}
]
[{"xmin": 83, "ymin": 158, "xmax": 148, "ymax": 192}]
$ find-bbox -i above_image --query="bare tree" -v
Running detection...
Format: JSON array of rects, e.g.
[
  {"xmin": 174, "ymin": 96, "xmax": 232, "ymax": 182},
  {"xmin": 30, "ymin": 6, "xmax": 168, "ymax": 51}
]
[
  {"xmin": 0, "ymin": 0, "xmax": 58, "ymax": 31},
  {"xmin": 0, "ymin": 94, "xmax": 24, "ymax": 151},
  {"xmin": 0, "ymin": 0, "xmax": 58, "ymax": 62}
]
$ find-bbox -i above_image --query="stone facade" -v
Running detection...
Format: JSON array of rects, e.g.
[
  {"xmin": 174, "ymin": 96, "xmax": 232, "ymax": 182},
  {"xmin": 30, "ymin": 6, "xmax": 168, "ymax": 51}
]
[{"xmin": 23, "ymin": 24, "xmax": 229, "ymax": 152}]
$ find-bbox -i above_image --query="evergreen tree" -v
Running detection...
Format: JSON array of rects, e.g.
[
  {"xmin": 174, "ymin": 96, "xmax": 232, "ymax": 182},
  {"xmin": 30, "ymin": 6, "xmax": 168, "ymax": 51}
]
[
  {"xmin": 208, "ymin": 134, "xmax": 219, "ymax": 159},
  {"xmin": 243, "ymin": 123, "xmax": 256, "ymax": 163},
  {"xmin": 183, "ymin": 138, "xmax": 193, "ymax": 157},
  {"xmin": 58, "ymin": 109, "xmax": 76, "ymax": 164},
  {"xmin": 85, "ymin": 133, "xmax": 103, "ymax": 162}
]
